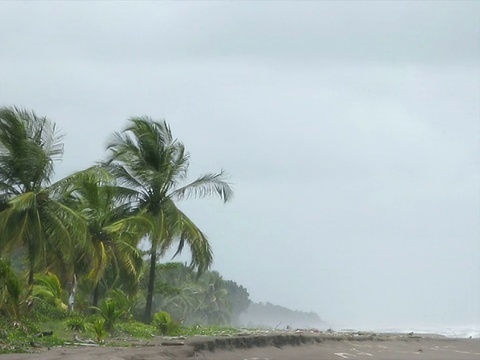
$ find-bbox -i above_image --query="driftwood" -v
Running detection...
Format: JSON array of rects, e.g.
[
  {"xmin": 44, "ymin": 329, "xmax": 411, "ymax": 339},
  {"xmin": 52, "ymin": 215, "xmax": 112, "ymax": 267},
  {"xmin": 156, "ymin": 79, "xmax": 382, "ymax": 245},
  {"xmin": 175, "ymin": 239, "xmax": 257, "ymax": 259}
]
[
  {"xmin": 63, "ymin": 342, "xmax": 99, "ymax": 347},
  {"xmin": 161, "ymin": 341, "xmax": 185, "ymax": 346},
  {"xmin": 35, "ymin": 331, "xmax": 54, "ymax": 338}
]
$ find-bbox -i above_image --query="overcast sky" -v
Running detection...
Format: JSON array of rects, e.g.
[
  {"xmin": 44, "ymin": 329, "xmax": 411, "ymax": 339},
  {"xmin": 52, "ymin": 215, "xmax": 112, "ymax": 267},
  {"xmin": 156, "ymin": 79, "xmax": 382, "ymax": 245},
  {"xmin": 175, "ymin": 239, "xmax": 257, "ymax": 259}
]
[{"xmin": 1, "ymin": 1, "xmax": 479, "ymax": 329}]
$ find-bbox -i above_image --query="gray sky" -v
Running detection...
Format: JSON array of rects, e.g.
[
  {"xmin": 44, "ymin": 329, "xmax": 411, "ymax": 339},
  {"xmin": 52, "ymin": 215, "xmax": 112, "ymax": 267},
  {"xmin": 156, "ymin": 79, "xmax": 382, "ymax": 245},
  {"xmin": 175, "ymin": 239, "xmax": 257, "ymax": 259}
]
[{"xmin": 1, "ymin": 1, "xmax": 479, "ymax": 329}]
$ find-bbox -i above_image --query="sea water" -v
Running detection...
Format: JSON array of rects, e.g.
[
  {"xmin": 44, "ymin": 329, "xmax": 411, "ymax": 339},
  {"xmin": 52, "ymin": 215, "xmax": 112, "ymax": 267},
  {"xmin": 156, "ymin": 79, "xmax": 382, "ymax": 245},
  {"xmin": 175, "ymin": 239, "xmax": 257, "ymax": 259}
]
[{"xmin": 336, "ymin": 325, "xmax": 480, "ymax": 339}]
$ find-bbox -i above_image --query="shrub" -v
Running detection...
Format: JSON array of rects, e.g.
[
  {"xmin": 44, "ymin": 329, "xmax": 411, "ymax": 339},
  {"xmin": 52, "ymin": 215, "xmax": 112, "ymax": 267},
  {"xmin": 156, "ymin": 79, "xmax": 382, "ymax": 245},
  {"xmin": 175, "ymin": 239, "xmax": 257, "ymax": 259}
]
[
  {"xmin": 107, "ymin": 289, "xmax": 139, "ymax": 320},
  {"xmin": 91, "ymin": 298, "xmax": 124, "ymax": 331},
  {"xmin": 33, "ymin": 272, "xmax": 67, "ymax": 311},
  {"xmin": 65, "ymin": 314, "xmax": 87, "ymax": 332},
  {"xmin": 152, "ymin": 311, "xmax": 179, "ymax": 335},
  {"xmin": 92, "ymin": 319, "xmax": 107, "ymax": 343},
  {"xmin": 30, "ymin": 300, "xmax": 66, "ymax": 321}
]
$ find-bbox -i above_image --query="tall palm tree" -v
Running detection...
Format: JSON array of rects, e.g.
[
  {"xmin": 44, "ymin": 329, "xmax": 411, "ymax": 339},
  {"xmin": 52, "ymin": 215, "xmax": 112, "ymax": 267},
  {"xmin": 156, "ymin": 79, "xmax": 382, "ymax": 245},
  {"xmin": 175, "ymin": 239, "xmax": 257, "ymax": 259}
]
[
  {"xmin": 105, "ymin": 117, "xmax": 233, "ymax": 322},
  {"xmin": 0, "ymin": 107, "xmax": 86, "ymax": 286}
]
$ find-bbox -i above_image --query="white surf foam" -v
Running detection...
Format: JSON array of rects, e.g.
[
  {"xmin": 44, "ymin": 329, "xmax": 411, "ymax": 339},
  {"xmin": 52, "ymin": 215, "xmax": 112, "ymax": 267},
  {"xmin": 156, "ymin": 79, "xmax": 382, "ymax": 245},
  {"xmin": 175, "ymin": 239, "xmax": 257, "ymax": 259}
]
[{"xmin": 336, "ymin": 325, "xmax": 480, "ymax": 339}]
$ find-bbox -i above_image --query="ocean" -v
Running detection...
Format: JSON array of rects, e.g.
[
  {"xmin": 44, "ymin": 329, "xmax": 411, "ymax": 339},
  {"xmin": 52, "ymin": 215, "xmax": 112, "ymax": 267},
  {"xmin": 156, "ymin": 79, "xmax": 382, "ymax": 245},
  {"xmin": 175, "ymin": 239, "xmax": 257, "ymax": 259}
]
[{"xmin": 335, "ymin": 325, "xmax": 480, "ymax": 339}]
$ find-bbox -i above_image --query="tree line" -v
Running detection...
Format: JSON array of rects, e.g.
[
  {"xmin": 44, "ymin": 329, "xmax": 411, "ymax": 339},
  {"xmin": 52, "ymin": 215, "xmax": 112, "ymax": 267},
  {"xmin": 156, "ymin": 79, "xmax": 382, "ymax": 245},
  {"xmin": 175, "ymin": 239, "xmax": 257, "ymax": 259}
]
[
  {"xmin": 0, "ymin": 106, "xmax": 233, "ymax": 324},
  {"xmin": 150, "ymin": 262, "xmax": 250, "ymax": 326},
  {"xmin": 240, "ymin": 302, "xmax": 323, "ymax": 329}
]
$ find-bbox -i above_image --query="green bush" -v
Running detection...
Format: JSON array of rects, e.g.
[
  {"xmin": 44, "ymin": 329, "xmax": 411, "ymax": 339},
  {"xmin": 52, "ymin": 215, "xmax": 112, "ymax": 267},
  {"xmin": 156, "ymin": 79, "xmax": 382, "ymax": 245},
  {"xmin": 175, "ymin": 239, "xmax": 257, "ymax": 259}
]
[
  {"xmin": 92, "ymin": 319, "xmax": 107, "ymax": 343},
  {"xmin": 152, "ymin": 311, "xmax": 179, "ymax": 335},
  {"xmin": 91, "ymin": 298, "xmax": 124, "ymax": 331},
  {"xmin": 33, "ymin": 272, "xmax": 67, "ymax": 311},
  {"xmin": 107, "ymin": 289, "xmax": 139, "ymax": 320},
  {"xmin": 65, "ymin": 314, "xmax": 87, "ymax": 332},
  {"xmin": 30, "ymin": 298, "xmax": 67, "ymax": 321}
]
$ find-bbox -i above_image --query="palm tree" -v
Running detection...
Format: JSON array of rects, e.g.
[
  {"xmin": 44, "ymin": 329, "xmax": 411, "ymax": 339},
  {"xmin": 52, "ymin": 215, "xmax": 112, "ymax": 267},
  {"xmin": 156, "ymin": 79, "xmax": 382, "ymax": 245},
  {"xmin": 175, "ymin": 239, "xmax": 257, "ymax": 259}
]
[
  {"xmin": 105, "ymin": 117, "xmax": 233, "ymax": 322},
  {"xmin": 0, "ymin": 107, "xmax": 86, "ymax": 286},
  {"xmin": 191, "ymin": 272, "xmax": 231, "ymax": 325},
  {"xmin": 57, "ymin": 167, "xmax": 147, "ymax": 306}
]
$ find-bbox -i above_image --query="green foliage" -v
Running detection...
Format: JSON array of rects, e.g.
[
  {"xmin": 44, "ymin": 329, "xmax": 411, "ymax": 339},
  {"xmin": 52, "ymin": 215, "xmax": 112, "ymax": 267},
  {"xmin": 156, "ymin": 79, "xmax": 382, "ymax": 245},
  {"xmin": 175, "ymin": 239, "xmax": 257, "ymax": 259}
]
[
  {"xmin": 152, "ymin": 263, "xmax": 249, "ymax": 327},
  {"xmin": 60, "ymin": 166, "xmax": 146, "ymax": 305},
  {"xmin": 107, "ymin": 289, "xmax": 139, "ymax": 320},
  {"xmin": 91, "ymin": 298, "xmax": 124, "ymax": 331},
  {"xmin": 65, "ymin": 314, "xmax": 87, "ymax": 332},
  {"xmin": 33, "ymin": 272, "xmax": 67, "ymax": 311},
  {"xmin": 152, "ymin": 311, "xmax": 179, "ymax": 335},
  {"xmin": 0, "ymin": 107, "xmax": 87, "ymax": 287},
  {"xmin": 92, "ymin": 319, "xmax": 107, "ymax": 343},
  {"xmin": 241, "ymin": 302, "xmax": 323, "ymax": 328},
  {"xmin": 0, "ymin": 259, "xmax": 21, "ymax": 320},
  {"xmin": 156, "ymin": 282, "xmax": 181, "ymax": 297},
  {"xmin": 224, "ymin": 280, "xmax": 250, "ymax": 325},
  {"xmin": 0, "ymin": 108, "xmax": 244, "ymax": 343},
  {"xmin": 115, "ymin": 320, "xmax": 155, "ymax": 338},
  {"xmin": 179, "ymin": 325, "xmax": 242, "ymax": 336},
  {"xmin": 0, "ymin": 318, "xmax": 67, "ymax": 354},
  {"xmin": 29, "ymin": 298, "xmax": 66, "ymax": 321}
]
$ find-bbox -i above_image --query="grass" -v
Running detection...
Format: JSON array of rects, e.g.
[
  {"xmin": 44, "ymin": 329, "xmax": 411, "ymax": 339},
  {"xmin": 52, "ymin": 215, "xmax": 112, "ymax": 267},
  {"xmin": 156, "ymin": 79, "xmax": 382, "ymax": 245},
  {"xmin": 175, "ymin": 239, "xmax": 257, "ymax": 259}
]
[
  {"xmin": 115, "ymin": 321, "xmax": 156, "ymax": 338},
  {"xmin": 0, "ymin": 317, "xmax": 251, "ymax": 354},
  {"xmin": 0, "ymin": 322, "xmax": 67, "ymax": 354},
  {"xmin": 179, "ymin": 325, "xmax": 246, "ymax": 336}
]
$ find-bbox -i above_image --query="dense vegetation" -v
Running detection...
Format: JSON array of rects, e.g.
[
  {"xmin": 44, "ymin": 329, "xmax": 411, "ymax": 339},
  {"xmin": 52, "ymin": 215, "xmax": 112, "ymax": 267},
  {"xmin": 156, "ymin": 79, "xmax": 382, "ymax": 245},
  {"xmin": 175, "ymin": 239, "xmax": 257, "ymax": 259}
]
[
  {"xmin": 0, "ymin": 107, "xmax": 322, "ymax": 353},
  {"xmin": 149, "ymin": 262, "xmax": 251, "ymax": 325},
  {"xmin": 240, "ymin": 302, "xmax": 323, "ymax": 329},
  {"xmin": 0, "ymin": 106, "xmax": 236, "ymax": 350}
]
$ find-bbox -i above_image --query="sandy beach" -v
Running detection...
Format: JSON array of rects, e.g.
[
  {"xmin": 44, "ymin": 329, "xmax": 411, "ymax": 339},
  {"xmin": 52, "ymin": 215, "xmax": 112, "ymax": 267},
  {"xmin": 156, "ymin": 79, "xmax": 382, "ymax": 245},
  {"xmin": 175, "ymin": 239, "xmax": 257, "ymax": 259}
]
[
  {"xmin": 1, "ymin": 333, "xmax": 480, "ymax": 360},
  {"xmin": 203, "ymin": 338, "xmax": 480, "ymax": 360}
]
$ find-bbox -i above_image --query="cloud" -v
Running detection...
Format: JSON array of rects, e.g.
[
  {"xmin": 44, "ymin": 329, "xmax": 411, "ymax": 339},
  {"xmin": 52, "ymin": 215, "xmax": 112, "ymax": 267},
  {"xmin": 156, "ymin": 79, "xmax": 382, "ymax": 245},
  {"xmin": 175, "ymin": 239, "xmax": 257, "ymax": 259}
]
[{"xmin": 1, "ymin": 2, "xmax": 478, "ymax": 65}]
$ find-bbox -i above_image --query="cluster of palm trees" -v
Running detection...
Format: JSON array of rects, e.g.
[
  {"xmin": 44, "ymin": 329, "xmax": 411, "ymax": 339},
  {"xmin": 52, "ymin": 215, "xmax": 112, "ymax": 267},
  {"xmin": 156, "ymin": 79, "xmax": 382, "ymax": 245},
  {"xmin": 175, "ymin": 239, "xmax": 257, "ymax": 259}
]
[
  {"xmin": 153, "ymin": 263, "xmax": 250, "ymax": 326},
  {"xmin": 0, "ymin": 106, "xmax": 232, "ymax": 322}
]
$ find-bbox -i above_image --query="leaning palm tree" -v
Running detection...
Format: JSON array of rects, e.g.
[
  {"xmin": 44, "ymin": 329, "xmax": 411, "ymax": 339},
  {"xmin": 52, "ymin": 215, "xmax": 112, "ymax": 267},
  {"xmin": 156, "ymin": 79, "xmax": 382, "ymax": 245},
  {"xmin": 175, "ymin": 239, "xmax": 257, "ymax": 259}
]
[
  {"xmin": 0, "ymin": 107, "xmax": 87, "ymax": 286},
  {"xmin": 105, "ymin": 117, "xmax": 233, "ymax": 322}
]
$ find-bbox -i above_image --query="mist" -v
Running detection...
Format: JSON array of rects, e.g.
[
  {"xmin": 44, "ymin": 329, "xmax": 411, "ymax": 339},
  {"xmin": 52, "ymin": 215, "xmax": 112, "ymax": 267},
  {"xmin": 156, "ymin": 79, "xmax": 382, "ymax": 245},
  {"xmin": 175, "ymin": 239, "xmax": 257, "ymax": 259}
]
[{"xmin": 1, "ymin": 1, "xmax": 478, "ymax": 331}]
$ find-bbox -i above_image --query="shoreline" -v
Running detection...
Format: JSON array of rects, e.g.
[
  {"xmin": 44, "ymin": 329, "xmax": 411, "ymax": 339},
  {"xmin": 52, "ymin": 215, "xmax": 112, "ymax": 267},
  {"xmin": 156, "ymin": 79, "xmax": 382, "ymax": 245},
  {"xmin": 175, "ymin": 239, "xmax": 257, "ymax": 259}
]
[{"xmin": 1, "ymin": 331, "xmax": 480, "ymax": 359}]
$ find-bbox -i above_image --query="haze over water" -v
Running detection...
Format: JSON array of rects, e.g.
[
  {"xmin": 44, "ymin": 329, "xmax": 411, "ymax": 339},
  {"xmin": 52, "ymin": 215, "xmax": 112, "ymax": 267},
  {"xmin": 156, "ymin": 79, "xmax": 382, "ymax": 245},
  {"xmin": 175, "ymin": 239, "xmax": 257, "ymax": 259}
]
[{"xmin": 1, "ymin": 1, "xmax": 479, "ymax": 332}]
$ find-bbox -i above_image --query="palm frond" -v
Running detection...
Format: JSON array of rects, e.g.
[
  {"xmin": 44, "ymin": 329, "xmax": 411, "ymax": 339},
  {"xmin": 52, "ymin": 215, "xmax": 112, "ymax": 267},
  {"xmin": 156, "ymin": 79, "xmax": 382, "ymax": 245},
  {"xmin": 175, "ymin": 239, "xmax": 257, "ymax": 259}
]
[
  {"xmin": 171, "ymin": 171, "xmax": 233, "ymax": 203},
  {"xmin": 0, "ymin": 106, "xmax": 64, "ymax": 192},
  {"xmin": 159, "ymin": 200, "xmax": 213, "ymax": 273},
  {"xmin": 7, "ymin": 191, "xmax": 36, "ymax": 211}
]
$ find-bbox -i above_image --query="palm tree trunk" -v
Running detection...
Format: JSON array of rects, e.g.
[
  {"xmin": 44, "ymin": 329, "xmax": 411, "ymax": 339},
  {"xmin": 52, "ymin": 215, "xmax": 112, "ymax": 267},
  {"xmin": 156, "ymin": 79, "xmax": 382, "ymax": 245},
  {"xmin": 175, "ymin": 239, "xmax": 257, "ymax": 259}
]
[
  {"xmin": 144, "ymin": 242, "xmax": 157, "ymax": 323},
  {"xmin": 28, "ymin": 244, "xmax": 35, "ymax": 286},
  {"xmin": 28, "ymin": 266, "xmax": 34, "ymax": 285},
  {"xmin": 67, "ymin": 274, "xmax": 77, "ymax": 313},
  {"xmin": 93, "ymin": 283, "xmax": 100, "ymax": 308}
]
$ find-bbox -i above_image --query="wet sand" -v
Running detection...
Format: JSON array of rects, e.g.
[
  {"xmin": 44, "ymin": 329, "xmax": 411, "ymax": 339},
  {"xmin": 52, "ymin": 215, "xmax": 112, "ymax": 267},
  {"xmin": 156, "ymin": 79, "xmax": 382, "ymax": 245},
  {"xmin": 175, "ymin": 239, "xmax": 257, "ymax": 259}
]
[
  {"xmin": 202, "ymin": 338, "xmax": 480, "ymax": 359},
  {"xmin": 1, "ymin": 333, "xmax": 480, "ymax": 359}
]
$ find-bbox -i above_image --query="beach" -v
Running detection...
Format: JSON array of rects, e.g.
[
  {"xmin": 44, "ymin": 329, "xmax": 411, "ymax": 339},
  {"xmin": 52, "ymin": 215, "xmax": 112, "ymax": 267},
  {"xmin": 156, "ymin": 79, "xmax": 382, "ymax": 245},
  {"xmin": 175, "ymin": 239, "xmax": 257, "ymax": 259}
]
[
  {"xmin": 203, "ymin": 338, "xmax": 480, "ymax": 359},
  {"xmin": 1, "ymin": 332, "xmax": 480, "ymax": 360}
]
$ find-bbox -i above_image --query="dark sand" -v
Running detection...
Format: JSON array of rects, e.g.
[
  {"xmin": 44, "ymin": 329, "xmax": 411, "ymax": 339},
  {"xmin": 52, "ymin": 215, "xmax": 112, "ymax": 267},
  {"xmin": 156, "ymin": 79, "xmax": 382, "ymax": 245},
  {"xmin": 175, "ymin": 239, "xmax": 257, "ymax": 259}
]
[
  {"xmin": 1, "ymin": 333, "xmax": 480, "ymax": 359},
  {"xmin": 202, "ymin": 338, "xmax": 480, "ymax": 359}
]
